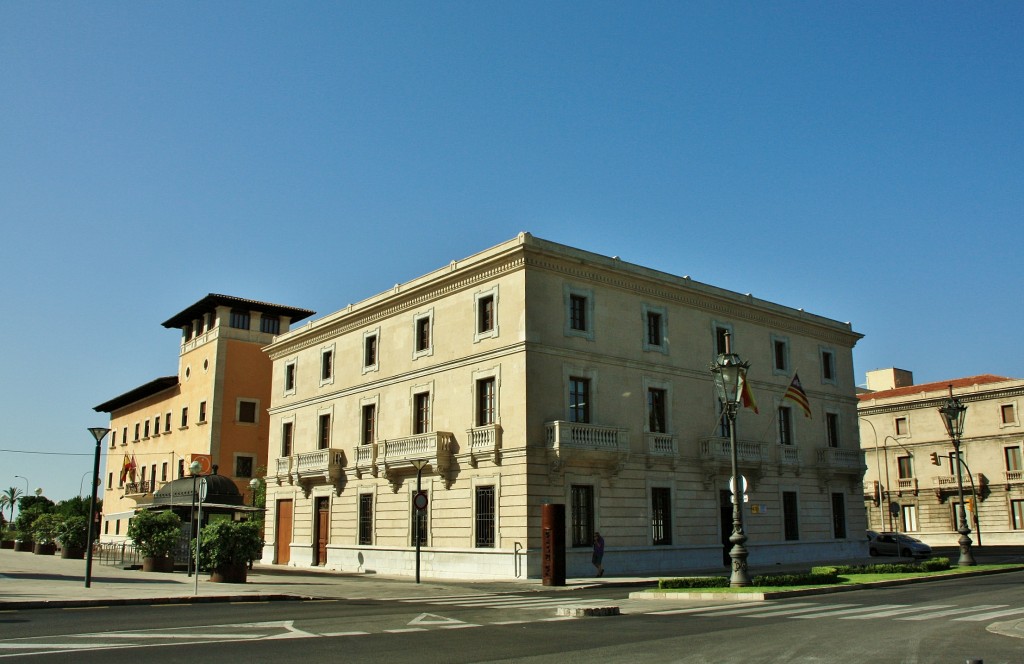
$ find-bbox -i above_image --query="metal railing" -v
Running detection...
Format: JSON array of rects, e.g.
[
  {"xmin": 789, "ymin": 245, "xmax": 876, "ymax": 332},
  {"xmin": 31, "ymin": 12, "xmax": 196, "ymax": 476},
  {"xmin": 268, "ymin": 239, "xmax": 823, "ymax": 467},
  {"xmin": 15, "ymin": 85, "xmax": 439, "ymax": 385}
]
[{"xmin": 93, "ymin": 541, "xmax": 142, "ymax": 568}]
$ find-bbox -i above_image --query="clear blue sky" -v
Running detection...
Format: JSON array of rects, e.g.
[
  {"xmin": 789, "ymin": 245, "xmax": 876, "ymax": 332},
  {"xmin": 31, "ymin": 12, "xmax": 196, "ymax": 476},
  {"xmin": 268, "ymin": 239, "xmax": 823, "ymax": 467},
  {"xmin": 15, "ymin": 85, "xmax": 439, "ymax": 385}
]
[{"xmin": 2, "ymin": 2, "xmax": 1021, "ymax": 502}]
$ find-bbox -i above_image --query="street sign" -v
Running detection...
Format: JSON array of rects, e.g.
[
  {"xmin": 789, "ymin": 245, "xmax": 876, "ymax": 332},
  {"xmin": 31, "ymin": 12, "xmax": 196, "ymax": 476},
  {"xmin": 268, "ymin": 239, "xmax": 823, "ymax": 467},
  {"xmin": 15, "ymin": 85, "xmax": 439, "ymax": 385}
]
[
  {"xmin": 729, "ymin": 475, "xmax": 747, "ymax": 495},
  {"xmin": 413, "ymin": 491, "xmax": 429, "ymax": 511},
  {"xmin": 889, "ymin": 501, "xmax": 900, "ymax": 517}
]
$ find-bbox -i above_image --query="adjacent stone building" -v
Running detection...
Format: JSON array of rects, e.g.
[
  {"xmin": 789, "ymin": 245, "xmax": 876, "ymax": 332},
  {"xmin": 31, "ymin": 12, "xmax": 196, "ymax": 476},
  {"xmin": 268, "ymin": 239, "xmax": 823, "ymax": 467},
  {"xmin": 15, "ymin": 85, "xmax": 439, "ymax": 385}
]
[
  {"xmin": 859, "ymin": 368, "xmax": 1024, "ymax": 545},
  {"xmin": 262, "ymin": 233, "xmax": 866, "ymax": 579},
  {"xmin": 93, "ymin": 294, "xmax": 314, "ymax": 540}
]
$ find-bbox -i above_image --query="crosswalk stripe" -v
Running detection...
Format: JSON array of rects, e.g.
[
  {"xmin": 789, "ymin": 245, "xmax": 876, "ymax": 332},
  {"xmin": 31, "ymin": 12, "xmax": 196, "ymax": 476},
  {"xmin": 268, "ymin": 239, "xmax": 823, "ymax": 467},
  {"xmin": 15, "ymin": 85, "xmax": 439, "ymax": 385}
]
[
  {"xmin": 695, "ymin": 603, "xmax": 816, "ymax": 617},
  {"xmin": 841, "ymin": 605, "xmax": 954, "ymax": 619},
  {"xmin": 744, "ymin": 603, "xmax": 859, "ymax": 618},
  {"xmin": 790, "ymin": 604, "xmax": 907, "ymax": 619},
  {"xmin": 895, "ymin": 605, "xmax": 1008, "ymax": 621},
  {"xmin": 647, "ymin": 602, "xmax": 778, "ymax": 616},
  {"xmin": 953, "ymin": 607, "xmax": 1024, "ymax": 622}
]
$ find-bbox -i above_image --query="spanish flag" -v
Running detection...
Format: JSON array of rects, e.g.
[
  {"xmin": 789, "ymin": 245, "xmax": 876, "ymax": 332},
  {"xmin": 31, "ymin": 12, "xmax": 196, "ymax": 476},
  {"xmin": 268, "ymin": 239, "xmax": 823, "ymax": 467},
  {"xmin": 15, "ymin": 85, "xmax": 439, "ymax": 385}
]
[
  {"xmin": 783, "ymin": 373, "xmax": 812, "ymax": 418},
  {"xmin": 119, "ymin": 454, "xmax": 137, "ymax": 483},
  {"xmin": 740, "ymin": 376, "xmax": 759, "ymax": 414}
]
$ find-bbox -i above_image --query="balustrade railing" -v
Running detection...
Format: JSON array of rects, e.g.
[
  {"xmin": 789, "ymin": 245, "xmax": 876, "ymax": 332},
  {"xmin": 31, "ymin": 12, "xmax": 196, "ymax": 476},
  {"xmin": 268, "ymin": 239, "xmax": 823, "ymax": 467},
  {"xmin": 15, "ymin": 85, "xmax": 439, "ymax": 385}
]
[{"xmin": 546, "ymin": 421, "xmax": 627, "ymax": 452}]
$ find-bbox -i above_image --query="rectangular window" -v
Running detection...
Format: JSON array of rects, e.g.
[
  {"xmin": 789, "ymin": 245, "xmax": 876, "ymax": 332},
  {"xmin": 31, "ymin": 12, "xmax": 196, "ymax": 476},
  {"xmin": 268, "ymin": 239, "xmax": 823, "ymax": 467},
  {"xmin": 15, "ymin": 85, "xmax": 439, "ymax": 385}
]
[
  {"xmin": 477, "ymin": 378, "xmax": 496, "ymax": 426},
  {"xmin": 134, "ymin": 423, "xmax": 140, "ymax": 440},
  {"xmin": 778, "ymin": 406, "xmax": 793, "ymax": 445},
  {"xmin": 121, "ymin": 427, "xmax": 127, "ymax": 446},
  {"xmin": 715, "ymin": 326, "xmax": 730, "ymax": 354},
  {"xmin": 570, "ymin": 484, "xmax": 595, "ymax": 548},
  {"xmin": 260, "ymin": 316, "xmax": 280, "ymax": 334},
  {"xmin": 821, "ymin": 350, "xmax": 836, "ymax": 381},
  {"xmin": 165, "ymin": 412, "xmax": 171, "ymax": 432},
  {"xmin": 903, "ymin": 504, "xmax": 919, "ymax": 532},
  {"xmin": 178, "ymin": 459, "xmax": 185, "ymax": 478},
  {"xmin": 1006, "ymin": 447, "xmax": 1022, "ymax": 472},
  {"xmin": 238, "ymin": 400, "xmax": 257, "ymax": 424},
  {"xmin": 318, "ymin": 414, "xmax": 331, "ymax": 449},
  {"xmin": 773, "ymin": 339, "xmax": 788, "ymax": 372},
  {"xmin": 358, "ymin": 494, "xmax": 373, "ymax": 545},
  {"xmin": 282, "ymin": 421, "xmax": 293, "ymax": 456},
  {"xmin": 1002, "ymin": 404, "xmax": 1017, "ymax": 425},
  {"xmin": 651, "ymin": 487, "xmax": 672, "ymax": 545},
  {"xmin": 826, "ymin": 413, "xmax": 839, "ymax": 448},
  {"xmin": 1012, "ymin": 500, "xmax": 1024, "ymax": 531},
  {"xmin": 321, "ymin": 350, "xmax": 333, "ymax": 380},
  {"xmin": 153, "ymin": 416, "xmax": 160, "ymax": 436},
  {"xmin": 198, "ymin": 402, "xmax": 207, "ymax": 423},
  {"xmin": 648, "ymin": 388, "xmax": 667, "ymax": 433},
  {"xmin": 235, "ymin": 456, "xmax": 254, "ymax": 478},
  {"xmin": 180, "ymin": 407, "xmax": 188, "ymax": 428},
  {"xmin": 831, "ymin": 492, "xmax": 846, "ymax": 539},
  {"xmin": 569, "ymin": 378, "xmax": 590, "ymax": 424},
  {"xmin": 782, "ymin": 491, "xmax": 799, "ymax": 541},
  {"xmin": 414, "ymin": 393, "xmax": 430, "ymax": 434},
  {"xmin": 415, "ymin": 316, "xmax": 431, "ymax": 352},
  {"xmin": 895, "ymin": 417, "xmax": 909, "ymax": 436},
  {"xmin": 411, "ymin": 493, "xmax": 428, "ymax": 546},
  {"xmin": 646, "ymin": 311, "xmax": 662, "ymax": 347},
  {"xmin": 285, "ymin": 363, "xmax": 296, "ymax": 391},
  {"xmin": 161, "ymin": 462, "xmax": 168, "ymax": 482},
  {"xmin": 361, "ymin": 405, "xmax": 376, "ymax": 445},
  {"xmin": 230, "ymin": 309, "xmax": 250, "ymax": 330},
  {"xmin": 475, "ymin": 486, "xmax": 496, "ymax": 548},
  {"xmin": 143, "ymin": 420, "xmax": 150, "ymax": 438},
  {"xmin": 364, "ymin": 334, "xmax": 378, "ymax": 368},
  {"xmin": 107, "ymin": 472, "xmax": 113, "ymax": 489},
  {"xmin": 110, "ymin": 430, "xmax": 117, "ymax": 448},
  {"xmin": 897, "ymin": 455, "xmax": 914, "ymax": 479},
  {"xmin": 478, "ymin": 295, "xmax": 495, "ymax": 333},
  {"xmin": 569, "ymin": 294, "xmax": 587, "ymax": 331}
]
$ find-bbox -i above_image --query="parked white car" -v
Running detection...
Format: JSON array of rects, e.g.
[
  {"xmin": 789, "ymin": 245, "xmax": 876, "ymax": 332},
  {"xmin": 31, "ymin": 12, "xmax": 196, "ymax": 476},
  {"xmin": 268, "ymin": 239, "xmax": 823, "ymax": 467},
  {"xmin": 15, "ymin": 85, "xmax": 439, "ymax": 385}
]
[{"xmin": 867, "ymin": 531, "xmax": 932, "ymax": 558}]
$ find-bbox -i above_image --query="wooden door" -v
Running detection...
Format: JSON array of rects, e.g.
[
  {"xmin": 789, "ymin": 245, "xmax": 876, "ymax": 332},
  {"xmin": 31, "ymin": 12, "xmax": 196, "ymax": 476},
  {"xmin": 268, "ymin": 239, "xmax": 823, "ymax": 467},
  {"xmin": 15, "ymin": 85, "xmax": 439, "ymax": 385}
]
[
  {"xmin": 315, "ymin": 497, "xmax": 329, "ymax": 566},
  {"xmin": 275, "ymin": 499, "xmax": 292, "ymax": 565}
]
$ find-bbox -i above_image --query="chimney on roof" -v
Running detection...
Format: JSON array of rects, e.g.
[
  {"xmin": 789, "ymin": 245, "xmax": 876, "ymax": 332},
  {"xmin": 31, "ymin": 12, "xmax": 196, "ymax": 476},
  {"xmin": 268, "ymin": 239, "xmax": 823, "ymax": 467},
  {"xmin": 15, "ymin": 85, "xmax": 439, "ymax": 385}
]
[{"xmin": 866, "ymin": 368, "xmax": 914, "ymax": 391}]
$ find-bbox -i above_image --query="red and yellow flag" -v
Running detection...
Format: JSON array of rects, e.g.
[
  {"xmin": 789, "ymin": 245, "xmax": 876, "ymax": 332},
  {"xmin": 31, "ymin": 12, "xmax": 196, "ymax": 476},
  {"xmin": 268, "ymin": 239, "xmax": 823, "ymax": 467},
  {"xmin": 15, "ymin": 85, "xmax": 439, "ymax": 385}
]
[{"xmin": 740, "ymin": 376, "xmax": 759, "ymax": 414}]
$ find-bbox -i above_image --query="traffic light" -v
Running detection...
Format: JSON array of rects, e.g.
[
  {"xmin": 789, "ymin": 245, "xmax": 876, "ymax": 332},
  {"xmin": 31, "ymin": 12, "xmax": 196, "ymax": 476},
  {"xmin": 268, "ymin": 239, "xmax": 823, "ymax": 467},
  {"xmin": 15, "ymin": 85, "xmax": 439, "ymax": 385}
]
[
  {"xmin": 929, "ymin": 452, "xmax": 940, "ymax": 466},
  {"xmin": 966, "ymin": 497, "xmax": 975, "ymax": 513}
]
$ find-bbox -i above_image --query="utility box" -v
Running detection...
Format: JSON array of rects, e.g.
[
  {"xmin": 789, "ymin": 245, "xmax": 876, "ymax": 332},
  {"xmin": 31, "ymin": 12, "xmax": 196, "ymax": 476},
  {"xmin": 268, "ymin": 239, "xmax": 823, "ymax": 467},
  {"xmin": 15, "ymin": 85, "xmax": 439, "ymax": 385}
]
[{"xmin": 541, "ymin": 503, "xmax": 566, "ymax": 586}]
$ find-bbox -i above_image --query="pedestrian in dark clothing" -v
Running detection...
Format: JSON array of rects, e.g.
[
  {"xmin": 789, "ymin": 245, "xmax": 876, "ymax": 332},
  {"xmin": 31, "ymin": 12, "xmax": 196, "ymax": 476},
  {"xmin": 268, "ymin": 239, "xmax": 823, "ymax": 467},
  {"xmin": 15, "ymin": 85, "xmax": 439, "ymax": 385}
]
[{"xmin": 592, "ymin": 531, "xmax": 605, "ymax": 577}]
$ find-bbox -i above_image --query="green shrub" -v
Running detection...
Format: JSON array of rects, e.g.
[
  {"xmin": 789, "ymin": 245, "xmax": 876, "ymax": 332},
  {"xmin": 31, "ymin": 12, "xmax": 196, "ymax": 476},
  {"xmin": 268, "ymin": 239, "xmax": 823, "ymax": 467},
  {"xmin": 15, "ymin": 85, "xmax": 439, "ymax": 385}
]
[
  {"xmin": 920, "ymin": 557, "xmax": 951, "ymax": 571},
  {"xmin": 753, "ymin": 568, "xmax": 839, "ymax": 586},
  {"xmin": 659, "ymin": 576, "xmax": 730, "ymax": 589},
  {"xmin": 194, "ymin": 519, "xmax": 262, "ymax": 570},
  {"xmin": 128, "ymin": 510, "xmax": 182, "ymax": 558},
  {"xmin": 32, "ymin": 513, "xmax": 63, "ymax": 545},
  {"xmin": 56, "ymin": 515, "xmax": 89, "ymax": 550}
]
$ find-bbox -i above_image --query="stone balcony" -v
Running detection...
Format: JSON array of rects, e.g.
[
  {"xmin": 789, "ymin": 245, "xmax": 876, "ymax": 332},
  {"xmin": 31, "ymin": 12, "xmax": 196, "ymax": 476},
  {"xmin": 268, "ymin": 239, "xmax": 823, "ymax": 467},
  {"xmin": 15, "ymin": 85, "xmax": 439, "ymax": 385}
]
[
  {"xmin": 698, "ymin": 436, "xmax": 770, "ymax": 489},
  {"xmin": 546, "ymin": 421, "xmax": 629, "ymax": 475},
  {"xmin": 815, "ymin": 447, "xmax": 864, "ymax": 473},
  {"xmin": 274, "ymin": 448, "xmax": 345, "ymax": 495},
  {"xmin": 896, "ymin": 477, "xmax": 919, "ymax": 496},
  {"xmin": 377, "ymin": 432, "xmax": 455, "ymax": 489},
  {"xmin": 465, "ymin": 424, "xmax": 501, "ymax": 466},
  {"xmin": 645, "ymin": 433, "xmax": 678, "ymax": 467},
  {"xmin": 1005, "ymin": 470, "xmax": 1024, "ymax": 488},
  {"xmin": 123, "ymin": 480, "xmax": 152, "ymax": 496}
]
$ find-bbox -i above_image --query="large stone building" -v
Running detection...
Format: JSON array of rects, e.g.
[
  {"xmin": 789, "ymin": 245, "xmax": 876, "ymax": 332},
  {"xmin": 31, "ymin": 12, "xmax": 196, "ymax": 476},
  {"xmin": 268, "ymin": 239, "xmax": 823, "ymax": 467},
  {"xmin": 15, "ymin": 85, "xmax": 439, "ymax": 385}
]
[
  {"xmin": 262, "ymin": 233, "xmax": 866, "ymax": 579},
  {"xmin": 93, "ymin": 294, "xmax": 314, "ymax": 540},
  {"xmin": 859, "ymin": 368, "xmax": 1024, "ymax": 545}
]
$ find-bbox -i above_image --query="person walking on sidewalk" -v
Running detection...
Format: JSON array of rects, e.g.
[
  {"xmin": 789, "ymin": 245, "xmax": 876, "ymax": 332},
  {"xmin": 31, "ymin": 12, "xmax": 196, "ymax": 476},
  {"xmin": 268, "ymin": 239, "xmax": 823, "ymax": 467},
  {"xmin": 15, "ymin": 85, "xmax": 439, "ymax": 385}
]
[{"xmin": 592, "ymin": 531, "xmax": 605, "ymax": 577}]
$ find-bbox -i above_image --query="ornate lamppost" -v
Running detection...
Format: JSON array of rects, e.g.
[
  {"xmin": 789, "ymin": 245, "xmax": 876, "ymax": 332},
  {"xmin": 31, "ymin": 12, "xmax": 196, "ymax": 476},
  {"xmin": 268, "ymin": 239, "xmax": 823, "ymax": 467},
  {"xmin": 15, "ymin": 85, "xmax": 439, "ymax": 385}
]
[
  {"xmin": 85, "ymin": 427, "xmax": 110, "ymax": 588},
  {"xmin": 938, "ymin": 385, "xmax": 975, "ymax": 566},
  {"xmin": 710, "ymin": 332, "xmax": 751, "ymax": 587}
]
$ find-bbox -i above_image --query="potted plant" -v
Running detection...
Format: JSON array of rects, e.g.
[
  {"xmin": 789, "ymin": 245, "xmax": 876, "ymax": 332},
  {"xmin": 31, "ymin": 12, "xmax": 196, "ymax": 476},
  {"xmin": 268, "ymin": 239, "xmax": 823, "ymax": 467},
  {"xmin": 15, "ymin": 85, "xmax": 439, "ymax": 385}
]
[
  {"xmin": 1, "ymin": 527, "xmax": 15, "ymax": 550},
  {"xmin": 31, "ymin": 513, "xmax": 61, "ymax": 555},
  {"xmin": 127, "ymin": 510, "xmax": 182, "ymax": 572},
  {"xmin": 195, "ymin": 519, "xmax": 262, "ymax": 583},
  {"xmin": 56, "ymin": 515, "xmax": 89, "ymax": 559}
]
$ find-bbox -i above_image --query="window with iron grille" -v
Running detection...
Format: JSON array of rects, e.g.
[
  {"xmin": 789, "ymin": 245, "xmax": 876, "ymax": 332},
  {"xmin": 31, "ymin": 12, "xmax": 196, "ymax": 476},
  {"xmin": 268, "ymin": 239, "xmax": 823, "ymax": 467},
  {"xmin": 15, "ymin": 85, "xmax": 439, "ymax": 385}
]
[
  {"xmin": 318, "ymin": 413, "xmax": 331, "ymax": 449},
  {"xmin": 475, "ymin": 486, "xmax": 495, "ymax": 548},
  {"xmin": 362, "ymin": 404, "xmax": 376, "ymax": 445},
  {"xmin": 282, "ymin": 421, "xmax": 293, "ymax": 456},
  {"xmin": 230, "ymin": 309, "xmax": 250, "ymax": 330},
  {"xmin": 648, "ymin": 388, "xmax": 667, "ymax": 433},
  {"xmin": 651, "ymin": 487, "xmax": 672, "ymax": 545},
  {"xmin": 570, "ymin": 484, "xmax": 594, "ymax": 547},
  {"xmin": 414, "ymin": 393, "xmax": 430, "ymax": 434},
  {"xmin": 783, "ymin": 491, "xmax": 799, "ymax": 541},
  {"xmin": 477, "ymin": 378, "xmax": 496, "ymax": 426},
  {"xmin": 411, "ymin": 493, "xmax": 428, "ymax": 546},
  {"xmin": 260, "ymin": 316, "xmax": 280, "ymax": 334},
  {"xmin": 831, "ymin": 492, "xmax": 847, "ymax": 538},
  {"xmin": 358, "ymin": 494, "xmax": 373, "ymax": 545},
  {"xmin": 569, "ymin": 378, "xmax": 590, "ymax": 423}
]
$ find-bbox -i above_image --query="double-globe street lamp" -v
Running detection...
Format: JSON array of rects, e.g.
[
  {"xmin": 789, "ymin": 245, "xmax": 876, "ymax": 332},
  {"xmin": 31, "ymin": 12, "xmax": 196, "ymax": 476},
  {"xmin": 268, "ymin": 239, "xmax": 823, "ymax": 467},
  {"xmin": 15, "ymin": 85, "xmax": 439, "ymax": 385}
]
[
  {"xmin": 710, "ymin": 332, "xmax": 751, "ymax": 587},
  {"xmin": 938, "ymin": 385, "xmax": 976, "ymax": 566},
  {"xmin": 85, "ymin": 427, "xmax": 111, "ymax": 589}
]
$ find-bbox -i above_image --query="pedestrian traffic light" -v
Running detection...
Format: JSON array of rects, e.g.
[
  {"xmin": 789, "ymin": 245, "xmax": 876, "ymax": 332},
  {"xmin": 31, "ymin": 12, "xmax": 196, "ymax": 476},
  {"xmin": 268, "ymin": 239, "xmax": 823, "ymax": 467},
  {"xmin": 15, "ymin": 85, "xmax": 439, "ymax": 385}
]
[{"xmin": 929, "ymin": 452, "xmax": 939, "ymax": 465}]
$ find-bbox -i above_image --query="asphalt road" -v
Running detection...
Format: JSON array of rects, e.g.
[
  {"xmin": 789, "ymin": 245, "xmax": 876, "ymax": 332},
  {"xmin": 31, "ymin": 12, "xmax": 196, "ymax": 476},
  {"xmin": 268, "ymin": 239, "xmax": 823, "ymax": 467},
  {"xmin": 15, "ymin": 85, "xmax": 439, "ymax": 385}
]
[{"xmin": 3, "ymin": 574, "xmax": 1023, "ymax": 663}]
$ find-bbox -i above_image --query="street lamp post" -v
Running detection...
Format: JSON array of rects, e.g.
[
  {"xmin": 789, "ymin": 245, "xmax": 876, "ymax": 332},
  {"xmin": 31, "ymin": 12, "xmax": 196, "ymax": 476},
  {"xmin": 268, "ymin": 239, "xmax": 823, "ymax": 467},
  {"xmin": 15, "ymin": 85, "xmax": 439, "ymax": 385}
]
[
  {"xmin": 938, "ymin": 385, "xmax": 975, "ymax": 566},
  {"xmin": 85, "ymin": 427, "xmax": 111, "ymax": 589},
  {"xmin": 710, "ymin": 332, "xmax": 751, "ymax": 587},
  {"xmin": 187, "ymin": 460, "xmax": 202, "ymax": 578},
  {"xmin": 249, "ymin": 478, "xmax": 260, "ymax": 507}
]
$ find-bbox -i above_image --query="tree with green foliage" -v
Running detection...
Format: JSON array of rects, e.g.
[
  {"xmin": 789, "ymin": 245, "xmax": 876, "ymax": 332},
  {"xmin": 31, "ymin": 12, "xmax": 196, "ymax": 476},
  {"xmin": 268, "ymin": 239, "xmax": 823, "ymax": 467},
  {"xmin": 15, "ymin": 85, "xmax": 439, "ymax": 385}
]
[
  {"xmin": 194, "ymin": 519, "xmax": 262, "ymax": 570},
  {"xmin": 127, "ymin": 510, "xmax": 182, "ymax": 558},
  {"xmin": 0, "ymin": 487, "xmax": 22, "ymax": 523}
]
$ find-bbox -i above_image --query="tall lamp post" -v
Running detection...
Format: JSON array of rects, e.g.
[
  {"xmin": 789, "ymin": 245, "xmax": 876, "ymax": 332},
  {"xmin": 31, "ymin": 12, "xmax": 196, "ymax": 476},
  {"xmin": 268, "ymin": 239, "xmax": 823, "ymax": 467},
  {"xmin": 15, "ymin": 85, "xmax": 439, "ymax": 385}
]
[
  {"xmin": 85, "ymin": 427, "xmax": 110, "ymax": 588},
  {"xmin": 938, "ymin": 385, "xmax": 975, "ymax": 566},
  {"xmin": 187, "ymin": 460, "xmax": 203, "ymax": 577},
  {"xmin": 710, "ymin": 332, "xmax": 751, "ymax": 587}
]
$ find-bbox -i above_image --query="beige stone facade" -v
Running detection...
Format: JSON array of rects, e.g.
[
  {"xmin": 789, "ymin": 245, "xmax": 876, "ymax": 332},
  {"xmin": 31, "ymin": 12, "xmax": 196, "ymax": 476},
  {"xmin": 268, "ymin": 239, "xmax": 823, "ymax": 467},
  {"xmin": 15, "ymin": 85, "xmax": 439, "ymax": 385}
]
[
  {"xmin": 263, "ymin": 233, "xmax": 866, "ymax": 579},
  {"xmin": 859, "ymin": 369, "xmax": 1024, "ymax": 546},
  {"xmin": 94, "ymin": 294, "xmax": 313, "ymax": 540}
]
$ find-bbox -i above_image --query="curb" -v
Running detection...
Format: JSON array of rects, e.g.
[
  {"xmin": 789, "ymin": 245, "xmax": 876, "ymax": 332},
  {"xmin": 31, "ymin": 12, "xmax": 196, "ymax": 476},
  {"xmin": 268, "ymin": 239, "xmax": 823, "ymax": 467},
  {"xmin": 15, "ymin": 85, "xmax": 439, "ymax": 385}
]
[{"xmin": 0, "ymin": 593, "xmax": 311, "ymax": 611}]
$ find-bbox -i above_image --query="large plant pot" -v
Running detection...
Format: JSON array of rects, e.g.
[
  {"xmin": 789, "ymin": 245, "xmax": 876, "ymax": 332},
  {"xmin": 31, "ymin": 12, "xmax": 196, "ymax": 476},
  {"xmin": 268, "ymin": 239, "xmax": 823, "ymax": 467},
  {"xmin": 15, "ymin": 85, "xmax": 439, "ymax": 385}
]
[
  {"xmin": 142, "ymin": 555, "xmax": 175, "ymax": 573},
  {"xmin": 33, "ymin": 542, "xmax": 56, "ymax": 555},
  {"xmin": 210, "ymin": 563, "xmax": 247, "ymax": 584},
  {"xmin": 0, "ymin": 540, "xmax": 14, "ymax": 550},
  {"xmin": 13, "ymin": 539, "xmax": 33, "ymax": 552},
  {"xmin": 60, "ymin": 546, "xmax": 85, "ymax": 559}
]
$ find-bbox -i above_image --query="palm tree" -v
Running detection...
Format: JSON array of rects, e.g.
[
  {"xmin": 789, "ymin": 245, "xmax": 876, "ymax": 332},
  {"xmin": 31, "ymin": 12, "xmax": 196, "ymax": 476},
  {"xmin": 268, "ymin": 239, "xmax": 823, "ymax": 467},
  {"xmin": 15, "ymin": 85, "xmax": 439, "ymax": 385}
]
[{"xmin": 1, "ymin": 487, "xmax": 23, "ymax": 524}]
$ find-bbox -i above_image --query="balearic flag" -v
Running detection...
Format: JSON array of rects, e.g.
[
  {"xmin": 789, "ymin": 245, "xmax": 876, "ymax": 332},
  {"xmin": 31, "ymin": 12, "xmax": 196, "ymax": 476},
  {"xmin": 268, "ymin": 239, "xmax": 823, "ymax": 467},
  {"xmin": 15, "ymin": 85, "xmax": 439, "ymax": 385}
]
[{"xmin": 783, "ymin": 373, "xmax": 812, "ymax": 418}]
